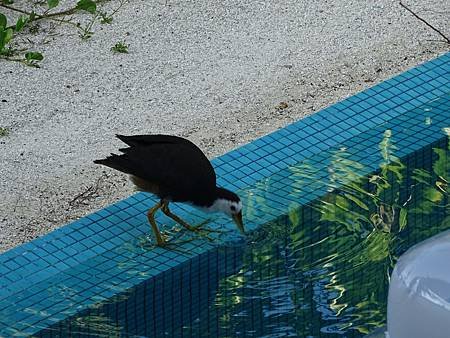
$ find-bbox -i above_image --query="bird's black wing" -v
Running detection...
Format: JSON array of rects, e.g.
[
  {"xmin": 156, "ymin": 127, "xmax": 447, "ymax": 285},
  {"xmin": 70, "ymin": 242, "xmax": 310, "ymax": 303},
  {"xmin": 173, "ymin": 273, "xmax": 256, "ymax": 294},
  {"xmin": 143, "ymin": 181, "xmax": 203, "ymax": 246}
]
[
  {"xmin": 116, "ymin": 134, "xmax": 193, "ymax": 148},
  {"xmin": 94, "ymin": 135, "xmax": 217, "ymax": 203}
]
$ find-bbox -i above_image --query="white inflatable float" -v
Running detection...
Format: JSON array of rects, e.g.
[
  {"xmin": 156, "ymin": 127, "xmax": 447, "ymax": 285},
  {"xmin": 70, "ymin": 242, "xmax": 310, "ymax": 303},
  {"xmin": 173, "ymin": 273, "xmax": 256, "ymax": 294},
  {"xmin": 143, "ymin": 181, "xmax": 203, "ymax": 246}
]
[{"xmin": 386, "ymin": 229, "xmax": 450, "ymax": 338}]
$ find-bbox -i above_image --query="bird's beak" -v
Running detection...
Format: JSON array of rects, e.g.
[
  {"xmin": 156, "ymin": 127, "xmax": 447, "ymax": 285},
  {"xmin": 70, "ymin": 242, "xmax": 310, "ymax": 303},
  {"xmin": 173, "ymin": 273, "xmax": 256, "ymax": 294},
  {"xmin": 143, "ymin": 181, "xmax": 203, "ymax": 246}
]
[{"xmin": 232, "ymin": 211, "xmax": 245, "ymax": 234}]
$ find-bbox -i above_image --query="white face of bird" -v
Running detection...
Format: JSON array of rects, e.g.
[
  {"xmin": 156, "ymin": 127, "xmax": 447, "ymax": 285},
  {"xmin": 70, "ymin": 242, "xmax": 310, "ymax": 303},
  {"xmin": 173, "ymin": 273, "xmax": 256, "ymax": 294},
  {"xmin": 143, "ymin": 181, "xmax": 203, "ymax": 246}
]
[
  {"xmin": 208, "ymin": 198, "xmax": 242, "ymax": 216},
  {"xmin": 207, "ymin": 198, "xmax": 244, "ymax": 234}
]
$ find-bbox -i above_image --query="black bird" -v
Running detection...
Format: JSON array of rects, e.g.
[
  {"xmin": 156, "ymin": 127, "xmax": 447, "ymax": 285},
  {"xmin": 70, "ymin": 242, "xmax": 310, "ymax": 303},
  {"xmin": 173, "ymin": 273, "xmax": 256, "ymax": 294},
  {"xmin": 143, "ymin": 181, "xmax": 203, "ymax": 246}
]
[{"xmin": 94, "ymin": 134, "xmax": 244, "ymax": 246}]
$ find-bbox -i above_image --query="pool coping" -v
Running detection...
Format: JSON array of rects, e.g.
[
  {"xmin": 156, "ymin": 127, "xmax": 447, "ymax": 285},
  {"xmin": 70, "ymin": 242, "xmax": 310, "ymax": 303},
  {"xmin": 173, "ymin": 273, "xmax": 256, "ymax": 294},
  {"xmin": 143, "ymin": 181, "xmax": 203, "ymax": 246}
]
[{"xmin": 0, "ymin": 52, "xmax": 449, "ymax": 335}]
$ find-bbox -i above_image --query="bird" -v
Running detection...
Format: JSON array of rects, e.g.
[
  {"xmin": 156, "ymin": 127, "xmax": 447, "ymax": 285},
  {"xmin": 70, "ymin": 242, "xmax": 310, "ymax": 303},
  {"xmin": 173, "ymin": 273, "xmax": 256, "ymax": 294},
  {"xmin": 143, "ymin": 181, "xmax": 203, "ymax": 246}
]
[{"xmin": 94, "ymin": 134, "xmax": 244, "ymax": 246}]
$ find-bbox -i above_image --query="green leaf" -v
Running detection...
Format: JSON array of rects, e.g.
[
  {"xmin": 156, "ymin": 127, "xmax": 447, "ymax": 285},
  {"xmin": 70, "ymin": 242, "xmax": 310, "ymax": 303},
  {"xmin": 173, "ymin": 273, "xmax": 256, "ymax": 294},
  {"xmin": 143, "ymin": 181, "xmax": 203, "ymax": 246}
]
[
  {"xmin": 0, "ymin": 13, "xmax": 7, "ymax": 30},
  {"xmin": 100, "ymin": 16, "xmax": 112, "ymax": 24},
  {"xmin": 399, "ymin": 208, "xmax": 407, "ymax": 231},
  {"xmin": 29, "ymin": 11, "xmax": 36, "ymax": 22},
  {"xmin": 0, "ymin": 31, "xmax": 5, "ymax": 51},
  {"xmin": 317, "ymin": 197, "xmax": 367, "ymax": 233},
  {"xmin": 344, "ymin": 193, "xmax": 369, "ymax": 210},
  {"xmin": 412, "ymin": 168, "xmax": 432, "ymax": 184},
  {"xmin": 47, "ymin": 0, "xmax": 59, "ymax": 9},
  {"xmin": 358, "ymin": 230, "xmax": 392, "ymax": 263},
  {"xmin": 433, "ymin": 148, "xmax": 449, "ymax": 181},
  {"xmin": 345, "ymin": 181, "xmax": 375, "ymax": 198},
  {"xmin": 410, "ymin": 200, "xmax": 435, "ymax": 215},
  {"xmin": 76, "ymin": 0, "xmax": 97, "ymax": 14},
  {"xmin": 424, "ymin": 187, "xmax": 443, "ymax": 203},
  {"xmin": 4, "ymin": 28, "xmax": 13, "ymax": 44},
  {"xmin": 442, "ymin": 216, "xmax": 450, "ymax": 228},
  {"xmin": 335, "ymin": 195, "xmax": 350, "ymax": 211},
  {"xmin": 0, "ymin": 127, "xmax": 9, "ymax": 137},
  {"xmin": 15, "ymin": 15, "xmax": 28, "ymax": 32},
  {"xmin": 25, "ymin": 51, "xmax": 44, "ymax": 61}
]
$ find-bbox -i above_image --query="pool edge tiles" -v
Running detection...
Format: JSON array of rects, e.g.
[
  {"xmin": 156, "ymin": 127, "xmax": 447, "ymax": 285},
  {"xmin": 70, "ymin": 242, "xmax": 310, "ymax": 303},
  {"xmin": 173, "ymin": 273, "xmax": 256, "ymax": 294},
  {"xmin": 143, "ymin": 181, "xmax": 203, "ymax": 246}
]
[
  {"xmin": 213, "ymin": 52, "xmax": 450, "ymax": 192},
  {"xmin": 0, "ymin": 52, "xmax": 449, "ymax": 336}
]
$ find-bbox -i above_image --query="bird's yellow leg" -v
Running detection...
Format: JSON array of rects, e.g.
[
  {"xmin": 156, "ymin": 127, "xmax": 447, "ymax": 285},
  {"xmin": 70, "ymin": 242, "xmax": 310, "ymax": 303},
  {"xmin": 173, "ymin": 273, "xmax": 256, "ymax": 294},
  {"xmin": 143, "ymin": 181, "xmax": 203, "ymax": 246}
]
[
  {"xmin": 147, "ymin": 202, "xmax": 166, "ymax": 246},
  {"xmin": 161, "ymin": 201, "xmax": 198, "ymax": 231},
  {"xmin": 161, "ymin": 201, "xmax": 224, "ymax": 238}
]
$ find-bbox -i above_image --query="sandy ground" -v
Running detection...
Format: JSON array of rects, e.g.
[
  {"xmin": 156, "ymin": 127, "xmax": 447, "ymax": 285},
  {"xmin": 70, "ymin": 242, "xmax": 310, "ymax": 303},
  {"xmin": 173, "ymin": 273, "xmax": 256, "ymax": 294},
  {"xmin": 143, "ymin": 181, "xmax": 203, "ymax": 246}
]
[{"xmin": 0, "ymin": 0, "xmax": 448, "ymax": 253}]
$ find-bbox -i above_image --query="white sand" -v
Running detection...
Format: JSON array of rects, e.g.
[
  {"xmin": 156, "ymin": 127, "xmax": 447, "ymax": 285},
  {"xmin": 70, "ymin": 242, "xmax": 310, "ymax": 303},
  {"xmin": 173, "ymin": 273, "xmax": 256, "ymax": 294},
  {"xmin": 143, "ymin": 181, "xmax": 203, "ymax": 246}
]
[{"xmin": 0, "ymin": 0, "xmax": 448, "ymax": 252}]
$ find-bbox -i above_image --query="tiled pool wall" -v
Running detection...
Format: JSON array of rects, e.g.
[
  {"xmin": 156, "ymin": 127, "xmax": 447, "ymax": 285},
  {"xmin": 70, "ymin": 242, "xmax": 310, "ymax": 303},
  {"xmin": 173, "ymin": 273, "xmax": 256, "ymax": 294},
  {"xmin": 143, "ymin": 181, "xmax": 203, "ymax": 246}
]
[
  {"xmin": 0, "ymin": 52, "xmax": 448, "ymax": 337},
  {"xmin": 39, "ymin": 134, "xmax": 449, "ymax": 338},
  {"xmin": 40, "ymin": 245, "xmax": 246, "ymax": 337}
]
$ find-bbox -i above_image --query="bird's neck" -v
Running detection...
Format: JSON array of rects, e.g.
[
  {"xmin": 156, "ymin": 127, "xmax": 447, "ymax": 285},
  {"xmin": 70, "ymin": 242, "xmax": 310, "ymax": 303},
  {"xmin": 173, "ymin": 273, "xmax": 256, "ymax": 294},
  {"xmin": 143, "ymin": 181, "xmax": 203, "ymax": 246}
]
[
  {"xmin": 191, "ymin": 187, "xmax": 234, "ymax": 213},
  {"xmin": 215, "ymin": 186, "xmax": 233, "ymax": 198},
  {"xmin": 202, "ymin": 198, "xmax": 231, "ymax": 214}
]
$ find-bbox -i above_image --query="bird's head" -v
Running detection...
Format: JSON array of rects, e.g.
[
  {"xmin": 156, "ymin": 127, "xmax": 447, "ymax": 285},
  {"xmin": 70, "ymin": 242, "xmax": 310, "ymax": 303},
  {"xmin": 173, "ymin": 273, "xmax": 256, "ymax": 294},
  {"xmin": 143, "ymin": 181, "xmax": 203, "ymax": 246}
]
[{"xmin": 211, "ymin": 187, "xmax": 244, "ymax": 234}]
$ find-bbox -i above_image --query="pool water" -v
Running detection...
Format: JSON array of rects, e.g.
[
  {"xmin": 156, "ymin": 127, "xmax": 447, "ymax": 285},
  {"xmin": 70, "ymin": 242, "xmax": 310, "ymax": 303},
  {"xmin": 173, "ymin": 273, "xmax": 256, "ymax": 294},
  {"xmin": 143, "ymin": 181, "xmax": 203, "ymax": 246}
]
[
  {"xmin": 171, "ymin": 136, "xmax": 448, "ymax": 337},
  {"xmin": 40, "ymin": 95, "xmax": 450, "ymax": 337}
]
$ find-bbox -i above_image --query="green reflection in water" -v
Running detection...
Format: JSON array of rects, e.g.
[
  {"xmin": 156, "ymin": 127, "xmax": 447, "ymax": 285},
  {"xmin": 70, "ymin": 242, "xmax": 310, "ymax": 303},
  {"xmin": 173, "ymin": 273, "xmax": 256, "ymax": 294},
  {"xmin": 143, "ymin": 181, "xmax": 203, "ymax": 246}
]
[{"xmin": 195, "ymin": 129, "xmax": 449, "ymax": 337}]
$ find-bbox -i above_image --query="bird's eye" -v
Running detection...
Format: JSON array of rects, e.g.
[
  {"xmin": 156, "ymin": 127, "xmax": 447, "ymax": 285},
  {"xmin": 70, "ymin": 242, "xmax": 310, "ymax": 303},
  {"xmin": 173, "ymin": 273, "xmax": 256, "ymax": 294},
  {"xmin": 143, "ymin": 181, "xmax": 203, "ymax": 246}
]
[{"xmin": 230, "ymin": 205, "xmax": 236, "ymax": 212}]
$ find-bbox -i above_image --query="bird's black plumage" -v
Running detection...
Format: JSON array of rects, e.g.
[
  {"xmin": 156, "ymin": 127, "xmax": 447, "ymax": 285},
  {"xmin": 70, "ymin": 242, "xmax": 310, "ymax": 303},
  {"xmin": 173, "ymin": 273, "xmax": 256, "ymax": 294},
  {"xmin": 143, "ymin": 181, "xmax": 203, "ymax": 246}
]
[
  {"xmin": 95, "ymin": 134, "xmax": 244, "ymax": 246},
  {"xmin": 94, "ymin": 134, "xmax": 218, "ymax": 207}
]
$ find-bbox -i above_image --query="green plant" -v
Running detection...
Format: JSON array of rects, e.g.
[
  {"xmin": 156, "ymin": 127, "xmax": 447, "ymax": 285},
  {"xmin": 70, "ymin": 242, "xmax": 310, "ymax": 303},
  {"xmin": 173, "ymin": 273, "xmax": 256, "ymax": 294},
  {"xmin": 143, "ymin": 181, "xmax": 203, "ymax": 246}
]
[
  {"xmin": 0, "ymin": 127, "xmax": 9, "ymax": 137},
  {"xmin": 0, "ymin": 12, "xmax": 43, "ymax": 65},
  {"xmin": 111, "ymin": 41, "xmax": 128, "ymax": 53},
  {"xmin": 0, "ymin": 0, "xmax": 128, "ymax": 67},
  {"xmin": 99, "ymin": 11, "xmax": 112, "ymax": 24}
]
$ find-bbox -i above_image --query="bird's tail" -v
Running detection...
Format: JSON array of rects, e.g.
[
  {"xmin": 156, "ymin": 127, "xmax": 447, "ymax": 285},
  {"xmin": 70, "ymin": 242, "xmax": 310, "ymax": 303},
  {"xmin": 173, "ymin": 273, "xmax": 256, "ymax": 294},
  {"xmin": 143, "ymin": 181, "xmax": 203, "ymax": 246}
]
[{"xmin": 93, "ymin": 153, "xmax": 133, "ymax": 175}]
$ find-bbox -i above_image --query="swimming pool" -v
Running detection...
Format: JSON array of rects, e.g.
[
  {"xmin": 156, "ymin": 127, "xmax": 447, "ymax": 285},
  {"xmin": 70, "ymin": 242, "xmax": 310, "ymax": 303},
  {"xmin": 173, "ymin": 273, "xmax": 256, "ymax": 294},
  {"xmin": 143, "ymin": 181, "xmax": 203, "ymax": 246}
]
[{"xmin": 0, "ymin": 53, "xmax": 448, "ymax": 337}]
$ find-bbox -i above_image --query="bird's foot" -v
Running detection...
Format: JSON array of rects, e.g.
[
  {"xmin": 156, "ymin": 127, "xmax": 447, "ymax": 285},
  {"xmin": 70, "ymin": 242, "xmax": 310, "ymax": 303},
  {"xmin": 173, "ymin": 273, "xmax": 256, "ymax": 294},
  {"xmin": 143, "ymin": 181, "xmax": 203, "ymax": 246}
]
[
  {"xmin": 161, "ymin": 224, "xmax": 218, "ymax": 244},
  {"xmin": 189, "ymin": 219, "xmax": 225, "ymax": 234},
  {"xmin": 158, "ymin": 229, "xmax": 210, "ymax": 251},
  {"xmin": 139, "ymin": 221, "xmax": 225, "ymax": 250},
  {"xmin": 155, "ymin": 235, "xmax": 167, "ymax": 247}
]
